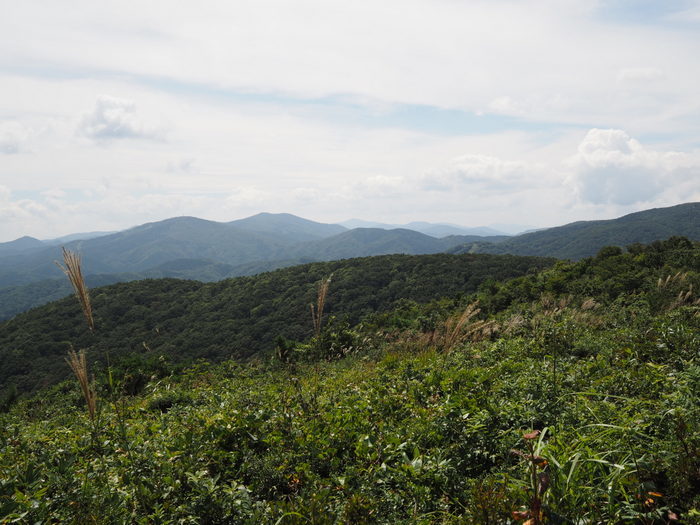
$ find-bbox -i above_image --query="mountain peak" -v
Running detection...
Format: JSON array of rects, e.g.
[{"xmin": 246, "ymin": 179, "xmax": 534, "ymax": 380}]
[
  {"xmin": 229, "ymin": 213, "xmax": 347, "ymax": 241},
  {"xmin": 10, "ymin": 235, "xmax": 42, "ymax": 244}
]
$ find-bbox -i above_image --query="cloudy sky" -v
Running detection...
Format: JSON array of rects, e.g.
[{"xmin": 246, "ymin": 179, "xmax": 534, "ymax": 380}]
[{"xmin": 1, "ymin": 0, "xmax": 699, "ymax": 241}]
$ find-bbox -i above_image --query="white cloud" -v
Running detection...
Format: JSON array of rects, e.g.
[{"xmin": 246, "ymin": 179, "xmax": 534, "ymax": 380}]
[
  {"xmin": 488, "ymin": 96, "xmax": 526, "ymax": 115},
  {"xmin": 41, "ymin": 188, "xmax": 66, "ymax": 200},
  {"xmin": 567, "ymin": 128, "xmax": 700, "ymax": 205},
  {"xmin": 617, "ymin": 67, "xmax": 664, "ymax": 84},
  {"xmin": 341, "ymin": 175, "xmax": 405, "ymax": 200},
  {"xmin": 291, "ymin": 187, "xmax": 322, "ymax": 202},
  {"xmin": 166, "ymin": 158, "xmax": 197, "ymax": 175},
  {"xmin": 421, "ymin": 154, "xmax": 541, "ymax": 192},
  {"xmin": 0, "ymin": 121, "xmax": 28, "ymax": 154},
  {"xmin": 2, "ymin": 1, "xmax": 698, "ymax": 131},
  {"xmin": 0, "ymin": 2, "xmax": 699, "ymax": 240},
  {"xmin": 78, "ymin": 95, "xmax": 163, "ymax": 141},
  {"xmin": 226, "ymin": 187, "xmax": 269, "ymax": 206},
  {"xmin": 0, "ymin": 199, "xmax": 49, "ymax": 235}
]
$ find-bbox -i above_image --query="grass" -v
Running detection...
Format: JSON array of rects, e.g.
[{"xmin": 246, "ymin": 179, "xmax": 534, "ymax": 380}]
[
  {"xmin": 55, "ymin": 247, "xmax": 94, "ymax": 331},
  {"xmin": 441, "ymin": 301, "xmax": 496, "ymax": 350},
  {"xmin": 310, "ymin": 274, "xmax": 331, "ymax": 337},
  {"xmin": 65, "ymin": 347, "xmax": 97, "ymax": 421},
  {"xmin": 58, "ymin": 248, "xmax": 99, "ymax": 425}
]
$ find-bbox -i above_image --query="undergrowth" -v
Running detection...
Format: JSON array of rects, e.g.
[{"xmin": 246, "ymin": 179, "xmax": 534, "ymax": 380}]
[{"xmin": 1, "ymin": 238, "xmax": 699, "ymax": 523}]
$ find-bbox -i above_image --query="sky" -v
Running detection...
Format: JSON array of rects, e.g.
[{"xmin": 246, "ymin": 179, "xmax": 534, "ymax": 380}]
[{"xmin": 1, "ymin": 0, "xmax": 700, "ymax": 241}]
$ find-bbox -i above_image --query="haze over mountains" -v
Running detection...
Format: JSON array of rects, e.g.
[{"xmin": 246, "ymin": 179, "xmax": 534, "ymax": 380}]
[
  {"xmin": 338, "ymin": 219, "xmax": 510, "ymax": 237},
  {"xmin": 0, "ymin": 202, "xmax": 698, "ymax": 320}
]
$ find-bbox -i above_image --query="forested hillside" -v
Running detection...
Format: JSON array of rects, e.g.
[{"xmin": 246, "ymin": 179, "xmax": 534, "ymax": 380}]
[
  {"xmin": 0, "ymin": 253, "xmax": 553, "ymax": 393},
  {"xmin": 1, "ymin": 237, "xmax": 698, "ymax": 523},
  {"xmin": 0, "ymin": 274, "xmax": 136, "ymax": 321},
  {"xmin": 451, "ymin": 202, "xmax": 700, "ymax": 260}
]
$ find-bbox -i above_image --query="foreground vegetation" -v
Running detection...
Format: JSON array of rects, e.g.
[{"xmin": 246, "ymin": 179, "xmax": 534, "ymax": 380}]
[
  {"xmin": 1, "ymin": 238, "xmax": 699, "ymax": 523},
  {"xmin": 0, "ymin": 253, "xmax": 554, "ymax": 394}
]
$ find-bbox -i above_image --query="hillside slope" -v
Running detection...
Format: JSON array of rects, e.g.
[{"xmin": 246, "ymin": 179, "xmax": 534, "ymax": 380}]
[
  {"xmin": 1, "ymin": 238, "xmax": 699, "ymax": 523},
  {"xmin": 451, "ymin": 202, "xmax": 700, "ymax": 260},
  {"xmin": 0, "ymin": 253, "xmax": 554, "ymax": 392}
]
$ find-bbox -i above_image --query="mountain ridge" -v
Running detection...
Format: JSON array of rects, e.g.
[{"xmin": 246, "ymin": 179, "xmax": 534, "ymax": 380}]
[
  {"xmin": 339, "ymin": 218, "xmax": 507, "ymax": 237},
  {"xmin": 449, "ymin": 202, "xmax": 700, "ymax": 260},
  {"xmin": 0, "ymin": 204, "xmax": 698, "ymax": 320}
]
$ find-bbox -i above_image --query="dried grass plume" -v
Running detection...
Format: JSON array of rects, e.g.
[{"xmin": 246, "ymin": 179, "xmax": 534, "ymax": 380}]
[
  {"xmin": 442, "ymin": 301, "xmax": 497, "ymax": 351},
  {"xmin": 55, "ymin": 247, "xmax": 94, "ymax": 331},
  {"xmin": 66, "ymin": 347, "xmax": 97, "ymax": 421},
  {"xmin": 310, "ymin": 274, "xmax": 332, "ymax": 336}
]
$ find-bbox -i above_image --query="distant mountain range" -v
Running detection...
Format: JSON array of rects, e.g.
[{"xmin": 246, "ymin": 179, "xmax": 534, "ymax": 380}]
[
  {"xmin": 42, "ymin": 231, "xmax": 116, "ymax": 245},
  {"xmin": 0, "ymin": 236, "xmax": 45, "ymax": 257},
  {"xmin": 0, "ymin": 214, "xmax": 501, "ymax": 287},
  {"xmin": 0, "ymin": 202, "xmax": 698, "ymax": 320},
  {"xmin": 448, "ymin": 202, "xmax": 700, "ymax": 260},
  {"xmin": 339, "ymin": 219, "xmax": 508, "ymax": 237}
]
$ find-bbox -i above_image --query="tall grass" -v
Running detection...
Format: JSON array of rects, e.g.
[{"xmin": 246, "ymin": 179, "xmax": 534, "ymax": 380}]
[
  {"xmin": 55, "ymin": 247, "xmax": 94, "ymax": 331},
  {"xmin": 57, "ymin": 247, "xmax": 98, "ymax": 422},
  {"xmin": 66, "ymin": 347, "xmax": 97, "ymax": 421},
  {"xmin": 441, "ymin": 301, "xmax": 496, "ymax": 350},
  {"xmin": 310, "ymin": 274, "xmax": 332, "ymax": 337}
]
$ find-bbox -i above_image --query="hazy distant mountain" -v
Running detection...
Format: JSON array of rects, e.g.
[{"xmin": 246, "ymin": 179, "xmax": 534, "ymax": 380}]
[
  {"xmin": 0, "ymin": 236, "xmax": 44, "ymax": 257},
  {"xmin": 230, "ymin": 212, "xmax": 347, "ymax": 240},
  {"xmin": 43, "ymin": 231, "xmax": 114, "ymax": 245},
  {"xmin": 339, "ymin": 219, "xmax": 506, "ymax": 237},
  {"xmin": 339, "ymin": 219, "xmax": 393, "ymax": 229},
  {"xmin": 288, "ymin": 228, "xmax": 511, "ymax": 262},
  {"xmin": 487, "ymin": 223, "xmax": 535, "ymax": 235},
  {"xmin": 75, "ymin": 216, "xmax": 290, "ymax": 271},
  {"xmin": 404, "ymin": 222, "xmax": 506, "ymax": 237},
  {"xmin": 0, "ymin": 232, "xmax": 115, "ymax": 257},
  {"xmin": 0, "ymin": 214, "xmax": 346, "ymax": 289},
  {"xmin": 450, "ymin": 202, "xmax": 700, "ymax": 260},
  {"xmin": 291, "ymin": 228, "xmax": 454, "ymax": 260},
  {"xmin": 0, "ymin": 214, "xmax": 504, "ymax": 292}
]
